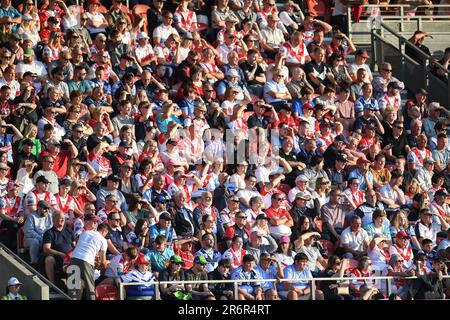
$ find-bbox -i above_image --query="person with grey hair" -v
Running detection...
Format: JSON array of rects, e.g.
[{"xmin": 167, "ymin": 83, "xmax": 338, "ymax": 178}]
[
  {"xmin": 372, "ymin": 62, "xmax": 403, "ymax": 99},
  {"xmin": 245, "ymin": 230, "xmax": 278, "ymax": 264},
  {"xmin": 381, "ymin": 253, "xmax": 415, "ymax": 298},
  {"xmin": 423, "ymin": 102, "xmax": 450, "ymax": 139},
  {"xmin": 169, "ymin": 190, "xmax": 197, "ymax": 237}
]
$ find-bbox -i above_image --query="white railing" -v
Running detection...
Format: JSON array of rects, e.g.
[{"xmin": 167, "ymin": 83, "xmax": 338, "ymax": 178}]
[
  {"xmin": 347, "ymin": 4, "xmax": 450, "ymax": 39},
  {"xmin": 116, "ymin": 274, "xmax": 450, "ymax": 300}
]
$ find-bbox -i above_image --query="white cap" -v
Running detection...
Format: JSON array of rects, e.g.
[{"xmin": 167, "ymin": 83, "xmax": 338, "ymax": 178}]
[
  {"xmin": 136, "ymin": 32, "xmax": 149, "ymax": 40},
  {"xmin": 8, "ymin": 277, "xmax": 22, "ymax": 286}
]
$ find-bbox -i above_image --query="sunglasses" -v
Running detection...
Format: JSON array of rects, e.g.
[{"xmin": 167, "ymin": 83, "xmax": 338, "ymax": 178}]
[
  {"xmin": 274, "ymin": 198, "xmax": 283, "ymax": 201},
  {"xmin": 123, "ymin": 166, "xmax": 133, "ymax": 170},
  {"xmin": 395, "ymin": 126, "xmax": 404, "ymax": 129},
  {"xmin": 383, "ymin": 69, "xmax": 393, "ymax": 72},
  {"xmin": 236, "ymin": 216, "xmax": 246, "ymax": 219},
  {"xmin": 109, "ymin": 218, "xmax": 120, "ymax": 221},
  {"xmin": 47, "ymin": 161, "xmax": 55, "ymax": 164},
  {"xmin": 2, "ymin": 55, "xmax": 11, "ymax": 59}
]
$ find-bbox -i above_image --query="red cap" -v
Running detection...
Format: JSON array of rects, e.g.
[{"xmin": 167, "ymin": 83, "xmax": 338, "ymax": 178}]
[
  {"xmin": 395, "ymin": 231, "xmax": 410, "ymax": 239},
  {"xmin": 302, "ymin": 103, "xmax": 314, "ymax": 110},
  {"xmin": 356, "ymin": 157, "xmax": 371, "ymax": 165},
  {"xmin": 89, "ymin": 0, "xmax": 101, "ymax": 5},
  {"xmin": 223, "ymin": 227, "xmax": 235, "ymax": 239},
  {"xmin": 135, "ymin": 255, "xmax": 150, "ymax": 265}
]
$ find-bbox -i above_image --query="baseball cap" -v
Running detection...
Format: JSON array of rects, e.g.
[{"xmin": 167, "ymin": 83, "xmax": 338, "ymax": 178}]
[
  {"xmin": 170, "ymin": 255, "xmax": 183, "ymax": 263},
  {"xmin": 228, "ymin": 194, "xmax": 239, "ymax": 202},
  {"xmin": 424, "ymin": 157, "xmax": 435, "ymax": 164},
  {"xmin": 295, "ymin": 191, "xmax": 311, "ymax": 201},
  {"xmin": 355, "ymin": 49, "xmax": 369, "ymax": 58},
  {"xmin": 387, "ymin": 81, "xmax": 402, "ymax": 90},
  {"xmin": 84, "ymin": 214, "xmax": 101, "ymax": 222},
  {"xmin": 194, "ymin": 255, "xmax": 208, "ymax": 265},
  {"xmin": 255, "ymin": 213, "xmax": 270, "ymax": 221},
  {"xmin": 159, "ymin": 212, "xmax": 172, "ymax": 221},
  {"xmin": 302, "ymin": 102, "xmax": 315, "ymax": 110},
  {"xmin": 295, "ymin": 175, "xmax": 308, "ymax": 183},
  {"xmin": 37, "ymin": 200, "xmax": 50, "ymax": 209},
  {"xmin": 434, "ymin": 189, "xmax": 449, "ymax": 197},
  {"xmin": 22, "ymin": 14, "xmax": 33, "ymax": 21},
  {"xmin": 280, "ymin": 102, "xmax": 292, "ymax": 112},
  {"xmin": 167, "ymin": 138, "xmax": 178, "ymax": 146},
  {"xmin": 136, "ymin": 32, "xmax": 149, "ymax": 40},
  {"xmin": 47, "ymin": 16, "xmax": 59, "ymax": 24},
  {"xmin": 334, "ymin": 134, "xmax": 349, "ymax": 144},
  {"xmin": 59, "ymin": 178, "xmax": 72, "ymax": 186},
  {"xmin": 9, "ymin": 33, "xmax": 22, "ymax": 41},
  {"xmin": 7, "ymin": 277, "xmax": 22, "ymax": 287},
  {"xmin": 225, "ymin": 16, "xmax": 239, "ymax": 23},
  {"xmin": 23, "ymin": 48, "xmax": 34, "ymax": 57},
  {"xmin": 395, "ymin": 231, "xmax": 410, "ymax": 239},
  {"xmin": 154, "ymin": 195, "xmax": 168, "ymax": 204},
  {"xmin": 183, "ymin": 32, "xmax": 194, "ymax": 40},
  {"xmin": 119, "ymin": 140, "xmax": 131, "ymax": 148},
  {"xmin": 357, "ymin": 157, "xmax": 371, "ymax": 165},
  {"xmin": 107, "ymin": 174, "xmax": 121, "ymax": 182},
  {"xmin": 279, "ymin": 236, "xmax": 290, "ymax": 244},
  {"xmin": 225, "ymin": 69, "xmax": 240, "ymax": 78},
  {"xmin": 36, "ymin": 175, "xmax": 50, "ymax": 184},
  {"xmin": 135, "ymin": 255, "xmax": 150, "ymax": 265}
]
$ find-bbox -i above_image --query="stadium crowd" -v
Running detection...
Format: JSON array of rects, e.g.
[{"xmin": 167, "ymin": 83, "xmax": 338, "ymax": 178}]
[{"xmin": 0, "ymin": 0, "xmax": 449, "ymax": 301}]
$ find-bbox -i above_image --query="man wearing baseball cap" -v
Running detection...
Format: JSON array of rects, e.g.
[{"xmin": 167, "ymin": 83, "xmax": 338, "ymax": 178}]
[
  {"xmin": 159, "ymin": 254, "xmax": 191, "ymax": 300},
  {"xmin": 323, "ymin": 134, "xmax": 349, "ymax": 170},
  {"xmin": 389, "ymin": 230, "xmax": 414, "ymax": 269},
  {"xmin": 348, "ymin": 157, "xmax": 374, "ymax": 191},
  {"xmin": 1, "ymin": 277, "xmax": 27, "ymax": 300},
  {"xmin": 149, "ymin": 211, "xmax": 177, "ymax": 245},
  {"xmin": 185, "ymin": 255, "xmax": 216, "ymax": 300},
  {"xmin": 23, "ymin": 200, "xmax": 53, "ymax": 266}
]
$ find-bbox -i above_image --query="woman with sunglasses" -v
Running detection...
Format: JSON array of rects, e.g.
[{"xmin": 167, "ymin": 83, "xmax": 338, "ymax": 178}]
[
  {"xmin": 41, "ymin": 31, "xmax": 64, "ymax": 65},
  {"xmin": 319, "ymin": 255, "xmax": 352, "ymax": 300},
  {"xmin": 327, "ymin": 52, "xmax": 352, "ymax": 89},
  {"xmin": 348, "ymin": 256, "xmax": 376, "ymax": 298},
  {"xmin": 381, "ymin": 254, "xmax": 415, "ymax": 299}
]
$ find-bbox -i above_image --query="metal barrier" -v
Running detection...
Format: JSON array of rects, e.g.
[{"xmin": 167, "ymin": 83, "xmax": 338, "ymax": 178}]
[
  {"xmin": 371, "ymin": 21, "xmax": 450, "ymax": 106},
  {"xmin": 117, "ymin": 274, "xmax": 450, "ymax": 300}
]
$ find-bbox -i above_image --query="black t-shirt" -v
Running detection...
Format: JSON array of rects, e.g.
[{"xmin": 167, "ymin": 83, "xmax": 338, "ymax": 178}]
[
  {"xmin": 239, "ymin": 61, "xmax": 265, "ymax": 86},
  {"xmin": 185, "ymin": 268, "xmax": 208, "ymax": 292},
  {"xmin": 382, "ymin": 132, "xmax": 408, "ymax": 158},
  {"xmin": 42, "ymin": 227, "xmax": 75, "ymax": 254},
  {"xmin": 304, "ymin": 61, "xmax": 329, "ymax": 93}
]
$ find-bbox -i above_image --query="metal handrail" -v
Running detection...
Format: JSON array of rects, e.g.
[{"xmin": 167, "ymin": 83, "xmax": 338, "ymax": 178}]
[
  {"xmin": 376, "ymin": 21, "xmax": 450, "ymax": 77},
  {"xmin": 117, "ymin": 274, "xmax": 450, "ymax": 300},
  {"xmin": 0, "ymin": 242, "xmax": 72, "ymax": 300}
]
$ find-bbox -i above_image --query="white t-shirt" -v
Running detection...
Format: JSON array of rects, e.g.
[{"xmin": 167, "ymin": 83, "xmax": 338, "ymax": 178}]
[
  {"xmin": 71, "ymin": 230, "xmax": 108, "ymax": 266},
  {"xmin": 152, "ymin": 24, "xmax": 179, "ymax": 44},
  {"xmin": 348, "ymin": 63, "xmax": 373, "ymax": 79},
  {"xmin": 341, "ymin": 227, "xmax": 370, "ymax": 252},
  {"xmin": 85, "ymin": 12, "xmax": 107, "ymax": 34}
]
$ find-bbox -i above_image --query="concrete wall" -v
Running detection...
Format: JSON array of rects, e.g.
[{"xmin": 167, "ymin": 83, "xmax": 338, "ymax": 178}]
[{"xmin": 0, "ymin": 248, "xmax": 49, "ymax": 300}]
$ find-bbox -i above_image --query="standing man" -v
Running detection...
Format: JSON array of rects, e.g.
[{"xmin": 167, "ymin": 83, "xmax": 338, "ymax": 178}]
[{"xmin": 68, "ymin": 223, "xmax": 108, "ymax": 300}]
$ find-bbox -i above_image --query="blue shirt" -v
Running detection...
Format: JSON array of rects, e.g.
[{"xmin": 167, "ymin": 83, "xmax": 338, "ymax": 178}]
[
  {"xmin": 354, "ymin": 96, "xmax": 379, "ymax": 114},
  {"xmin": 255, "ymin": 264, "xmax": 278, "ymax": 290},
  {"xmin": 149, "ymin": 225, "xmax": 177, "ymax": 244},
  {"xmin": 348, "ymin": 168, "xmax": 374, "ymax": 191},
  {"xmin": 145, "ymin": 247, "xmax": 174, "ymax": 273},
  {"xmin": 280, "ymin": 264, "xmax": 312, "ymax": 290}
]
